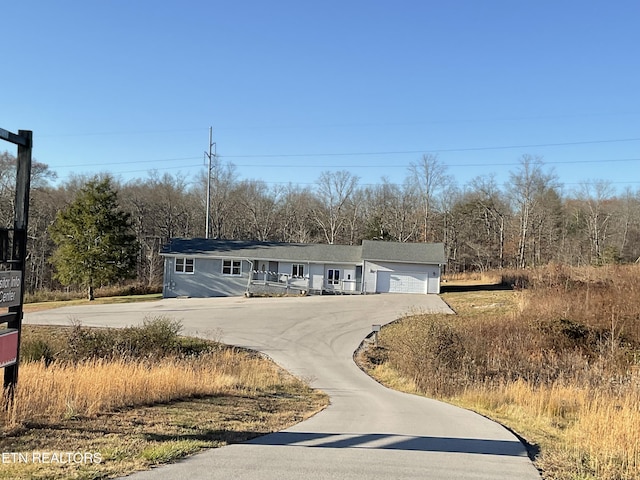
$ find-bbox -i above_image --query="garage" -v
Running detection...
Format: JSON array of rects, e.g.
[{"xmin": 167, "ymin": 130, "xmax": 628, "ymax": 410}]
[{"xmin": 376, "ymin": 271, "xmax": 428, "ymax": 294}]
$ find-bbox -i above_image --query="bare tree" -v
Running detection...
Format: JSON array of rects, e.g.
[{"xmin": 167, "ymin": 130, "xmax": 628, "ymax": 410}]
[
  {"xmin": 344, "ymin": 187, "xmax": 366, "ymax": 245},
  {"xmin": 120, "ymin": 172, "xmax": 200, "ymax": 286},
  {"xmin": 407, "ymin": 154, "xmax": 452, "ymax": 242},
  {"xmin": 468, "ymin": 174, "xmax": 509, "ymax": 268},
  {"xmin": 0, "ymin": 151, "xmax": 59, "ymax": 292},
  {"xmin": 312, "ymin": 171, "xmax": 359, "ymax": 244},
  {"xmin": 235, "ymin": 180, "xmax": 282, "ymax": 241},
  {"xmin": 276, "ymin": 184, "xmax": 316, "ymax": 243},
  {"xmin": 389, "ymin": 180, "xmax": 421, "ymax": 242},
  {"xmin": 576, "ymin": 180, "xmax": 616, "ymax": 264},
  {"xmin": 439, "ymin": 182, "xmax": 460, "ymax": 269},
  {"xmin": 616, "ymin": 187, "xmax": 640, "ymax": 262},
  {"xmin": 507, "ymin": 155, "xmax": 559, "ymax": 268},
  {"xmin": 0, "ymin": 151, "xmax": 57, "ymax": 227},
  {"xmin": 531, "ymin": 187, "xmax": 564, "ymax": 265},
  {"xmin": 361, "ymin": 179, "xmax": 419, "ymax": 243}
]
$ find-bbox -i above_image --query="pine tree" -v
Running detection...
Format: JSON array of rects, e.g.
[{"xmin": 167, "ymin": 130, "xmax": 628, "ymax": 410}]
[{"xmin": 49, "ymin": 177, "xmax": 138, "ymax": 300}]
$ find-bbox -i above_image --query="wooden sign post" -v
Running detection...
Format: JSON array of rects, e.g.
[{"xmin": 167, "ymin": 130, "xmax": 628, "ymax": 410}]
[{"xmin": 0, "ymin": 128, "xmax": 32, "ymax": 394}]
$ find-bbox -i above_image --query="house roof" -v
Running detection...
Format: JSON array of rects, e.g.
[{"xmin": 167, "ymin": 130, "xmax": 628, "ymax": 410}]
[
  {"xmin": 160, "ymin": 238, "xmax": 363, "ymax": 263},
  {"xmin": 361, "ymin": 240, "xmax": 446, "ymax": 264},
  {"xmin": 161, "ymin": 238, "xmax": 445, "ymax": 265}
]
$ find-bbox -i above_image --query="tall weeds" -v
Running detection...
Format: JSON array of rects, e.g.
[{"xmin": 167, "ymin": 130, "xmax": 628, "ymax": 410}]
[
  {"xmin": 2, "ymin": 350, "xmax": 289, "ymax": 428},
  {"xmin": 2, "ymin": 318, "xmax": 299, "ymax": 430},
  {"xmin": 372, "ymin": 264, "xmax": 640, "ymax": 480}
]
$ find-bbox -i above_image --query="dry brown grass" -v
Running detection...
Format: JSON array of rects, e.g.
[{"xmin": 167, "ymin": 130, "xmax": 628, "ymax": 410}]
[
  {"xmin": 0, "ymin": 322, "xmax": 328, "ymax": 479},
  {"xmin": 359, "ymin": 264, "xmax": 640, "ymax": 480},
  {"xmin": 454, "ymin": 379, "xmax": 640, "ymax": 479},
  {"xmin": 3, "ymin": 350, "xmax": 289, "ymax": 427},
  {"xmin": 442, "ymin": 270, "xmax": 503, "ymax": 285},
  {"xmin": 0, "ymin": 373, "xmax": 326, "ymax": 480}
]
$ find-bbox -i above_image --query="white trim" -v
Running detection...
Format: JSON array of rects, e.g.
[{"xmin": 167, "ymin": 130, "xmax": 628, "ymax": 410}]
[
  {"xmin": 175, "ymin": 257, "xmax": 195, "ymax": 274},
  {"xmin": 292, "ymin": 263, "xmax": 305, "ymax": 278},
  {"xmin": 222, "ymin": 259, "xmax": 242, "ymax": 276}
]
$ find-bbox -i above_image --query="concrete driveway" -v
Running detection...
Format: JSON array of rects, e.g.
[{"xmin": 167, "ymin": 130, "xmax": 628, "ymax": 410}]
[{"xmin": 25, "ymin": 295, "xmax": 540, "ymax": 479}]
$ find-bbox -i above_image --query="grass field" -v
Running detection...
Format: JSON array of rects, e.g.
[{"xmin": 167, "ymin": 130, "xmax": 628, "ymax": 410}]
[{"xmin": 22, "ymin": 293, "xmax": 163, "ymax": 313}]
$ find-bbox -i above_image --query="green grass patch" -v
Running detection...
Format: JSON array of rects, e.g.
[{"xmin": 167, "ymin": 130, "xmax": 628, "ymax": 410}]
[{"xmin": 139, "ymin": 440, "xmax": 211, "ymax": 464}]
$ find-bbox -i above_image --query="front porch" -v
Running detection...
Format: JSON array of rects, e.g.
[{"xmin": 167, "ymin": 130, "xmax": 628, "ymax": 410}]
[{"xmin": 246, "ymin": 270, "xmax": 362, "ymax": 296}]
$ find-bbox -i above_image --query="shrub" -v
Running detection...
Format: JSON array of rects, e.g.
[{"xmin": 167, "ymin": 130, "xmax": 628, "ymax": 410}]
[
  {"xmin": 20, "ymin": 338, "xmax": 55, "ymax": 365},
  {"xmin": 383, "ymin": 316, "xmax": 465, "ymax": 396},
  {"xmin": 115, "ymin": 316, "xmax": 183, "ymax": 360},
  {"xmin": 64, "ymin": 322, "xmax": 114, "ymax": 361},
  {"xmin": 381, "ymin": 264, "xmax": 640, "ymax": 395},
  {"xmin": 22, "ymin": 317, "xmax": 214, "ymax": 365}
]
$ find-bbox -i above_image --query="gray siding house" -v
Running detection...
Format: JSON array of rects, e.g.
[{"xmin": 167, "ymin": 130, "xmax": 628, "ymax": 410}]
[{"xmin": 160, "ymin": 238, "xmax": 445, "ymax": 298}]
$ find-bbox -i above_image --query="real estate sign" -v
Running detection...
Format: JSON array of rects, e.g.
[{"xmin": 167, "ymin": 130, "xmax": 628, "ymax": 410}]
[
  {"xmin": 0, "ymin": 271, "xmax": 22, "ymax": 308},
  {"xmin": 0, "ymin": 329, "xmax": 19, "ymax": 368}
]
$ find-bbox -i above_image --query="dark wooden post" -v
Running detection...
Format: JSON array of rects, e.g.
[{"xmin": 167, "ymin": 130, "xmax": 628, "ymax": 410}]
[{"xmin": 1, "ymin": 129, "xmax": 32, "ymax": 392}]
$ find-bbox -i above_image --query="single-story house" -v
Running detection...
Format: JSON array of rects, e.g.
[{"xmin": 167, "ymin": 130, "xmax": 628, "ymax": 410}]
[{"xmin": 160, "ymin": 238, "xmax": 445, "ymax": 298}]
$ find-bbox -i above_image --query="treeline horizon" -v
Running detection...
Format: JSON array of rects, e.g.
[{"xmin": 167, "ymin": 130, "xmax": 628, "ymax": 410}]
[{"xmin": 1, "ymin": 150, "xmax": 639, "ymax": 294}]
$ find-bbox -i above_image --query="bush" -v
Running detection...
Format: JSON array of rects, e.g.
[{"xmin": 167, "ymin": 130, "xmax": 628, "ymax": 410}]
[
  {"xmin": 383, "ymin": 316, "xmax": 465, "ymax": 396},
  {"xmin": 115, "ymin": 316, "xmax": 183, "ymax": 360},
  {"xmin": 379, "ymin": 264, "xmax": 640, "ymax": 396},
  {"xmin": 20, "ymin": 338, "xmax": 55, "ymax": 365},
  {"xmin": 21, "ymin": 317, "xmax": 215, "ymax": 365},
  {"xmin": 65, "ymin": 323, "xmax": 114, "ymax": 361}
]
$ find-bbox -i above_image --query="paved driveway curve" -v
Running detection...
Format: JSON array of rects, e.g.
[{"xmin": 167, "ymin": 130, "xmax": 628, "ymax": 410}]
[{"xmin": 25, "ymin": 295, "xmax": 540, "ymax": 479}]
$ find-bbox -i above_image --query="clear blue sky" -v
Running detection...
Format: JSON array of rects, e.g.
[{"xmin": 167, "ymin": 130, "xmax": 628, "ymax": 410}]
[{"xmin": 2, "ymin": 1, "xmax": 639, "ymax": 193}]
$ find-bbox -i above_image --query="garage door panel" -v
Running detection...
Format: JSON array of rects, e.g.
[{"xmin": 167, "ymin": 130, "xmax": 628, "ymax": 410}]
[{"xmin": 376, "ymin": 271, "xmax": 427, "ymax": 294}]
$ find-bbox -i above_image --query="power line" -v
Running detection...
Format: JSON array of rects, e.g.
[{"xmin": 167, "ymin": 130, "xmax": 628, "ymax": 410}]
[
  {"xmin": 42, "ymin": 136, "xmax": 640, "ymax": 171},
  {"xmin": 220, "ymin": 137, "xmax": 640, "ymax": 159},
  {"xmin": 48, "ymin": 155, "xmax": 640, "ymax": 172},
  {"xmin": 233, "ymin": 157, "xmax": 640, "ymax": 169},
  {"xmin": 56, "ymin": 164, "xmax": 203, "ymax": 178},
  {"xmin": 51, "ymin": 156, "xmax": 201, "ymax": 169},
  {"xmin": 38, "ymin": 128, "xmax": 205, "ymax": 138},
  {"xmin": 250, "ymin": 179, "xmax": 640, "ymax": 187}
]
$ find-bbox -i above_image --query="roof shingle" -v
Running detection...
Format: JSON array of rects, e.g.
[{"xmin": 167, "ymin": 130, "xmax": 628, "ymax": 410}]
[{"xmin": 161, "ymin": 238, "xmax": 445, "ymax": 264}]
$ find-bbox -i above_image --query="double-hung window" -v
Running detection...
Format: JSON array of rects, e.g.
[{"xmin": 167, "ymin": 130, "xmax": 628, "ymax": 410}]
[
  {"xmin": 327, "ymin": 269, "xmax": 340, "ymax": 285},
  {"xmin": 292, "ymin": 264, "xmax": 304, "ymax": 278},
  {"xmin": 175, "ymin": 257, "xmax": 194, "ymax": 274},
  {"xmin": 222, "ymin": 259, "xmax": 242, "ymax": 276}
]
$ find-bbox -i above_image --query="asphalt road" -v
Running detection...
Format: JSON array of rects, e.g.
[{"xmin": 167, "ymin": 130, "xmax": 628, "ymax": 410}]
[{"xmin": 25, "ymin": 295, "xmax": 540, "ymax": 479}]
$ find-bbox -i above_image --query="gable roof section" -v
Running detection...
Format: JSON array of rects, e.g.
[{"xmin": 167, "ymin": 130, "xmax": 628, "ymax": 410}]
[
  {"xmin": 361, "ymin": 240, "xmax": 445, "ymax": 265},
  {"xmin": 161, "ymin": 238, "xmax": 445, "ymax": 265},
  {"xmin": 161, "ymin": 238, "xmax": 362, "ymax": 263}
]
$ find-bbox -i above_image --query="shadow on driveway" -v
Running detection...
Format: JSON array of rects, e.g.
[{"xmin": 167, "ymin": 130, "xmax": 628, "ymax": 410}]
[{"xmin": 248, "ymin": 431, "xmax": 528, "ymax": 457}]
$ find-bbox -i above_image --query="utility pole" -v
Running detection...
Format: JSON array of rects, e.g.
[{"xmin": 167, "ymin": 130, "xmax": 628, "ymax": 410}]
[{"xmin": 204, "ymin": 127, "xmax": 216, "ymax": 239}]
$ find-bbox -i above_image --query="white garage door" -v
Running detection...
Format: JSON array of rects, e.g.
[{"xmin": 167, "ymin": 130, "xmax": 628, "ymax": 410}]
[{"xmin": 376, "ymin": 271, "xmax": 428, "ymax": 294}]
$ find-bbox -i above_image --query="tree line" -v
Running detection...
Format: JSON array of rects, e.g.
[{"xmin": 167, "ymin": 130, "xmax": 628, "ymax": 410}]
[{"xmin": 1, "ymin": 150, "xmax": 639, "ymax": 294}]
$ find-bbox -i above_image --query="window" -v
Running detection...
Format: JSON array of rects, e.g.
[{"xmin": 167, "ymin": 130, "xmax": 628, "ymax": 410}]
[
  {"xmin": 222, "ymin": 259, "xmax": 242, "ymax": 276},
  {"xmin": 175, "ymin": 257, "xmax": 194, "ymax": 274},
  {"xmin": 292, "ymin": 264, "xmax": 304, "ymax": 278},
  {"xmin": 327, "ymin": 269, "xmax": 340, "ymax": 285}
]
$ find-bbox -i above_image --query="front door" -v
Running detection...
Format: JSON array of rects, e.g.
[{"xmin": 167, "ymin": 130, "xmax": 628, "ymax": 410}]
[
  {"xmin": 268, "ymin": 261, "xmax": 279, "ymax": 282},
  {"xmin": 326, "ymin": 268, "xmax": 341, "ymax": 289}
]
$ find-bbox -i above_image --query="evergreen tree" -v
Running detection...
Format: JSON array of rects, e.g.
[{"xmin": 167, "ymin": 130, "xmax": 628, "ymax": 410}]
[{"xmin": 49, "ymin": 177, "xmax": 138, "ymax": 300}]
